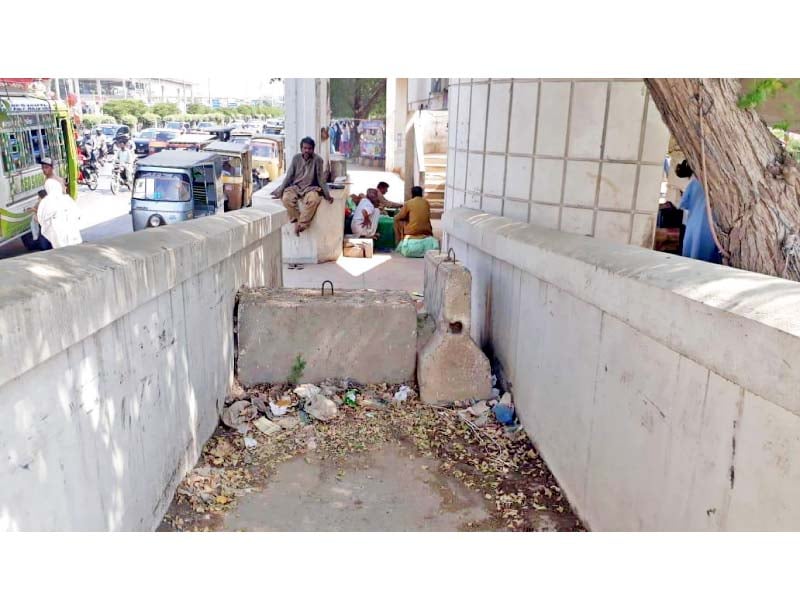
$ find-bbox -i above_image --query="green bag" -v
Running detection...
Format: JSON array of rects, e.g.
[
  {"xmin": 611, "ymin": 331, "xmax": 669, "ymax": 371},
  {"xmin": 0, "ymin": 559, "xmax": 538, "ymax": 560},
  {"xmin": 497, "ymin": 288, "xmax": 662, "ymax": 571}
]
[{"xmin": 396, "ymin": 236, "xmax": 439, "ymax": 258}]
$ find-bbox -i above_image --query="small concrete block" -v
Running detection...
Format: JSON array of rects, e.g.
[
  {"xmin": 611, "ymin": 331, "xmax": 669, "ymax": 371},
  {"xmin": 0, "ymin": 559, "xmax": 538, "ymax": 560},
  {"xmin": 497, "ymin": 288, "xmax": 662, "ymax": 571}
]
[
  {"xmin": 418, "ymin": 328, "xmax": 492, "ymax": 407},
  {"xmin": 237, "ymin": 288, "xmax": 417, "ymax": 386},
  {"xmin": 423, "ymin": 251, "xmax": 472, "ymax": 329},
  {"xmin": 343, "ymin": 237, "xmax": 374, "ymax": 258}
]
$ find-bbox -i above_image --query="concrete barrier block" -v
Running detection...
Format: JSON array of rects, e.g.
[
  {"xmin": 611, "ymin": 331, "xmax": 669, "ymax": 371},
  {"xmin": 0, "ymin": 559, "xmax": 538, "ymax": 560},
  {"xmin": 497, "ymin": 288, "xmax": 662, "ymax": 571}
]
[
  {"xmin": 237, "ymin": 288, "xmax": 417, "ymax": 385},
  {"xmin": 418, "ymin": 328, "xmax": 492, "ymax": 406},
  {"xmin": 419, "ymin": 251, "xmax": 492, "ymax": 406},
  {"xmin": 252, "ymin": 186, "xmax": 349, "ymax": 264},
  {"xmin": 424, "ymin": 251, "xmax": 472, "ymax": 330},
  {"xmin": 343, "ymin": 237, "xmax": 374, "ymax": 258}
]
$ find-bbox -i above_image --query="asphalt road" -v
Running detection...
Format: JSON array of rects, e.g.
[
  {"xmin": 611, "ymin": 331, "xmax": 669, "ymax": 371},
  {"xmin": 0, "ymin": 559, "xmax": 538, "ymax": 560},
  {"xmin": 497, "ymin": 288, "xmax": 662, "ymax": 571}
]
[{"xmin": 0, "ymin": 161, "xmax": 134, "ymax": 260}]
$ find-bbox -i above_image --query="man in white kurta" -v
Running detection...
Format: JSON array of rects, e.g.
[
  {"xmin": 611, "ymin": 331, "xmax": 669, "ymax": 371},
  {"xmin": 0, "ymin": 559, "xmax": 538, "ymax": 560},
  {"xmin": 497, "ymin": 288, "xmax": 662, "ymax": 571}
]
[
  {"xmin": 37, "ymin": 158, "xmax": 82, "ymax": 249},
  {"xmin": 351, "ymin": 188, "xmax": 381, "ymax": 238}
]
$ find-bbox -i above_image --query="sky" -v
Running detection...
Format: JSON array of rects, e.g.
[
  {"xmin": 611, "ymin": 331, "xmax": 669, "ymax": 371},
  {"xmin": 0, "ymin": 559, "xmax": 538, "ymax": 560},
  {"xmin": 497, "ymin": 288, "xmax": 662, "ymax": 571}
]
[{"xmin": 191, "ymin": 77, "xmax": 284, "ymax": 101}]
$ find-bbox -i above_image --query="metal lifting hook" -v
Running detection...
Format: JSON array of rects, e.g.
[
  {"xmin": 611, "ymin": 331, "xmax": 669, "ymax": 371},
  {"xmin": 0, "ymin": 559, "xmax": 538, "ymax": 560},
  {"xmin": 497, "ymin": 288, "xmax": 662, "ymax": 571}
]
[{"xmin": 321, "ymin": 280, "xmax": 334, "ymax": 296}]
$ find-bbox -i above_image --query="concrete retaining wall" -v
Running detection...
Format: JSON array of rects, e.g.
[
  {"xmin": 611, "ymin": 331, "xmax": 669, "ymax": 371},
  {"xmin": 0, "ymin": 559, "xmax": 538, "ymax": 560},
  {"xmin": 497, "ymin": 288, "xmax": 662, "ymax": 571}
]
[
  {"xmin": 444, "ymin": 206, "xmax": 800, "ymax": 531},
  {"xmin": 0, "ymin": 205, "xmax": 287, "ymax": 531}
]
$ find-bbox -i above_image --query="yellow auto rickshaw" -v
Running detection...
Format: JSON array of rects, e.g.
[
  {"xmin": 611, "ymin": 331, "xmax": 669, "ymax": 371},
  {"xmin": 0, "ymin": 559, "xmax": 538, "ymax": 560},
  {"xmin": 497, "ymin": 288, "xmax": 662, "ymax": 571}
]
[
  {"xmin": 206, "ymin": 141, "xmax": 253, "ymax": 211},
  {"xmin": 250, "ymin": 134, "xmax": 284, "ymax": 190}
]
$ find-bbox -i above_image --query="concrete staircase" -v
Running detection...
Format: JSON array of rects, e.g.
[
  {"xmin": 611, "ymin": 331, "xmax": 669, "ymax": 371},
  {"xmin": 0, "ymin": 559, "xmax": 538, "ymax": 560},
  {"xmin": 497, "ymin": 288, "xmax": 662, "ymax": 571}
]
[{"xmin": 424, "ymin": 153, "xmax": 446, "ymax": 219}]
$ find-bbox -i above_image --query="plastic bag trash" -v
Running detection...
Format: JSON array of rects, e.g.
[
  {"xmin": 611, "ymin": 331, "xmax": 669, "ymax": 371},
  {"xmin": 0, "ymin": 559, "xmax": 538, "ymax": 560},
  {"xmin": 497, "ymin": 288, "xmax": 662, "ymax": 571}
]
[
  {"xmin": 467, "ymin": 400, "xmax": 490, "ymax": 417},
  {"xmin": 343, "ymin": 389, "xmax": 358, "ymax": 407},
  {"xmin": 491, "ymin": 388, "xmax": 501, "ymax": 399},
  {"xmin": 243, "ymin": 436, "xmax": 258, "ymax": 449},
  {"xmin": 491, "ymin": 375, "xmax": 498, "ymax": 387},
  {"xmin": 269, "ymin": 400, "xmax": 288, "ymax": 417},
  {"xmin": 500, "ymin": 392, "xmax": 513, "ymax": 407},
  {"xmin": 393, "ymin": 385, "xmax": 412, "ymax": 403},
  {"xmin": 305, "ymin": 393, "xmax": 339, "ymax": 421},
  {"xmin": 222, "ymin": 400, "xmax": 258, "ymax": 429},
  {"xmin": 251, "ymin": 393, "xmax": 270, "ymax": 415},
  {"xmin": 493, "ymin": 403, "xmax": 515, "ymax": 425}
]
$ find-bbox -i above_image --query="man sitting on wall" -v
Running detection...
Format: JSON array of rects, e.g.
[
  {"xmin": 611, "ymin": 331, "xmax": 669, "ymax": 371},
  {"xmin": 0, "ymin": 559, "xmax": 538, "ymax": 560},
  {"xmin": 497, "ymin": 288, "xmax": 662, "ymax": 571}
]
[
  {"xmin": 271, "ymin": 136, "xmax": 333, "ymax": 235},
  {"xmin": 351, "ymin": 188, "xmax": 382, "ymax": 239}
]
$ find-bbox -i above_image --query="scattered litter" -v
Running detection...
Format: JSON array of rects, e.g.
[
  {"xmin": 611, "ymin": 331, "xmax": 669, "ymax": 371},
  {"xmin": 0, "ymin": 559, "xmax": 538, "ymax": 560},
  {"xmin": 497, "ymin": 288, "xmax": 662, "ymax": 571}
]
[
  {"xmin": 251, "ymin": 393, "xmax": 270, "ymax": 415},
  {"xmin": 393, "ymin": 385, "xmax": 413, "ymax": 403},
  {"xmin": 165, "ymin": 380, "xmax": 581, "ymax": 532},
  {"xmin": 491, "ymin": 388, "xmax": 501, "ymax": 399},
  {"xmin": 343, "ymin": 389, "xmax": 358, "ymax": 407},
  {"xmin": 269, "ymin": 400, "xmax": 288, "ymax": 417},
  {"xmin": 491, "ymin": 375, "xmax": 498, "ymax": 387},
  {"xmin": 294, "ymin": 383, "xmax": 322, "ymax": 400},
  {"xmin": 492, "ymin": 403, "xmax": 515, "ymax": 425},
  {"xmin": 222, "ymin": 400, "xmax": 258, "ymax": 429},
  {"xmin": 254, "ymin": 417, "xmax": 282, "ymax": 436}
]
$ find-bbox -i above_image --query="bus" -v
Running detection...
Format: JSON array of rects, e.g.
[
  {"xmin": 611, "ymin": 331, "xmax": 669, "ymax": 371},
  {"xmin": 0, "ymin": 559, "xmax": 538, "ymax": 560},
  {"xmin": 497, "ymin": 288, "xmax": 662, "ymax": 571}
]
[{"xmin": 0, "ymin": 92, "xmax": 79, "ymax": 249}]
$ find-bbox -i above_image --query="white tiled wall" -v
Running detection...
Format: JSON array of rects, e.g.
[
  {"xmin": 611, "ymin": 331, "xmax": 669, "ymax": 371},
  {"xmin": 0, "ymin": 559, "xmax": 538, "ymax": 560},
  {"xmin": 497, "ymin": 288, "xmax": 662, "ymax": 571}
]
[{"xmin": 445, "ymin": 78, "xmax": 670, "ymax": 247}]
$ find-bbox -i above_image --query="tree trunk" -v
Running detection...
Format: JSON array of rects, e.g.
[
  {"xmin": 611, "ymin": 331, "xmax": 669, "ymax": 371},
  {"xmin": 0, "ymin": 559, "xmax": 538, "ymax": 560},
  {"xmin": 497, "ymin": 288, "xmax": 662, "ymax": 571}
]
[{"xmin": 644, "ymin": 78, "xmax": 800, "ymax": 280}]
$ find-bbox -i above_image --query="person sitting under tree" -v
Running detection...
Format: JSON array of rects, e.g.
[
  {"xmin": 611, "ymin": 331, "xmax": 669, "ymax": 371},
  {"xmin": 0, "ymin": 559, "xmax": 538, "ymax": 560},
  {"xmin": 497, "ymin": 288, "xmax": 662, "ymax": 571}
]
[{"xmin": 271, "ymin": 136, "xmax": 332, "ymax": 236}]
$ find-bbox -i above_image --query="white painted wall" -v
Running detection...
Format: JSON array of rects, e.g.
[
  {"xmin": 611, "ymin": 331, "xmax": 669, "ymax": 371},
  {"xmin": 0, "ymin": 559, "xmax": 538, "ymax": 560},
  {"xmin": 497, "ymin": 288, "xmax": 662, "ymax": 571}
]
[
  {"xmin": 0, "ymin": 206, "xmax": 287, "ymax": 531},
  {"xmin": 444, "ymin": 206, "xmax": 800, "ymax": 531},
  {"xmin": 284, "ymin": 79, "xmax": 329, "ymax": 168},
  {"xmin": 445, "ymin": 79, "xmax": 670, "ymax": 247}
]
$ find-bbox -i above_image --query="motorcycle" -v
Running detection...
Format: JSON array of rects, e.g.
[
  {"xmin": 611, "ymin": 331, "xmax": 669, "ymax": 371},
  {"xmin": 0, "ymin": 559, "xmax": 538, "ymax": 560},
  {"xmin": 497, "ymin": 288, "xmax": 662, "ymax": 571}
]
[
  {"xmin": 110, "ymin": 162, "xmax": 132, "ymax": 195},
  {"xmin": 77, "ymin": 156, "xmax": 98, "ymax": 191}
]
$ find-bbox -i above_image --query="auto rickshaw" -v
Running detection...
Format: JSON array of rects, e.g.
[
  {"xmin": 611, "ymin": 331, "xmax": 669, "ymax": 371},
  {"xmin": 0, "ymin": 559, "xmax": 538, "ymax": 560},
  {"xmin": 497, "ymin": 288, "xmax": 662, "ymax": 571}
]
[
  {"xmin": 130, "ymin": 150, "xmax": 224, "ymax": 231},
  {"xmin": 206, "ymin": 141, "xmax": 253, "ymax": 211},
  {"xmin": 205, "ymin": 125, "xmax": 235, "ymax": 143},
  {"xmin": 166, "ymin": 133, "xmax": 215, "ymax": 151},
  {"xmin": 230, "ymin": 129, "xmax": 254, "ymax": 145},
  {"xmin": 250, "ymin": 134, "xmax": 285, "ymax": 190}
]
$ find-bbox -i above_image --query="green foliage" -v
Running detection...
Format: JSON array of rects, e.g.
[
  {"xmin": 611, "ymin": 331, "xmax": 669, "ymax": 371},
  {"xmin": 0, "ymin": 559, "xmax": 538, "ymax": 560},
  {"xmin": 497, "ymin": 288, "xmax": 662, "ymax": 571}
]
[
  {"xmin": 330, "ymin": 79, "xmax": 386, "ymax": 119},
  {"xmin": 140, "ymin": 112, "xmax": 160, "ymax": 128},
  {"xmin": 120, "ymin": 114, "xmax": 138, "ymax": 131},
  {"xmin": 287, "ymin": 354, "xmax": 306, "ymax": 386},
  {"xmin": 787, "ymin": 137, "xmax": 800, "ymax": 160},
  {"xmin": 151, "ymin": 102, "xmax": 179, "ymax": 118},
  {"xmin": 738, "ymin": 79, "xmax": 800, "ymax": 110},
  {"xmin": 102, "ymin": 99, "xmax": 148, "ymax": 121},
  {"xmin": 186, "ymin": 103, "xmax": 208, "ymax": 114},
  {"xmin": 82, "ymin": 114, "xmax": 115, "ymax": 128}
]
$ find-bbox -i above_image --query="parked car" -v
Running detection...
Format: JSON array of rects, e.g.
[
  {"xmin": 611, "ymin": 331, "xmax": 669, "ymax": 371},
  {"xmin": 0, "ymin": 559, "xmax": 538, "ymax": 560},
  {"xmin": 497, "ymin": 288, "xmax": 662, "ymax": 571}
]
[
  {"xmin": 133, "ymin": 128, "xmax": 179, "ymax": 155},
  {"xmin": 196, "ymin": 121, "xmax": 215, "ymax": 130}
]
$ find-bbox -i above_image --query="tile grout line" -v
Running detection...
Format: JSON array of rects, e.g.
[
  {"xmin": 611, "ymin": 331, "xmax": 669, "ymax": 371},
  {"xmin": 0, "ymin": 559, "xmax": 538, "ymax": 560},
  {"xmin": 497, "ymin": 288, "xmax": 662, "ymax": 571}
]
[
  {"xmin": 629, "ymin": 86, "xmax": 651, "ymax": 246},
  {"xmin": 559, "ymin": 81, "xmax": 575, "ymax": 231},
  {"xmin": 500, "ymin": 79, "xmax": 515, "ymax": 218},
  {"xmin": 527, "ymin": 79, "xmax": 542, "ymax": 226},
  {"xmin": 591, "ymin": 81, "xmax": 613, "ymax": 237}
]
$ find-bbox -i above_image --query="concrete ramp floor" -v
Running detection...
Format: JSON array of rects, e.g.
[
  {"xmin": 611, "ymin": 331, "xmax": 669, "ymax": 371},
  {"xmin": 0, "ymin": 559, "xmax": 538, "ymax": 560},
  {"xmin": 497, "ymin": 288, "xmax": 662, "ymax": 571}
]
[{"xmin": 159, "ymin": 383, "xmax": 583, "ymax": 532}]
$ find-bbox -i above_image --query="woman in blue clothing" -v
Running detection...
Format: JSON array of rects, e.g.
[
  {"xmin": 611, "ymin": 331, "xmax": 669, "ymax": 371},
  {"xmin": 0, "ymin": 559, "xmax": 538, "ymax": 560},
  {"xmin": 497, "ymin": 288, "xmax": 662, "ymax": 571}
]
[{"xmin": 676, "ymin": 160, "xmax": 722, "ymax": 264}]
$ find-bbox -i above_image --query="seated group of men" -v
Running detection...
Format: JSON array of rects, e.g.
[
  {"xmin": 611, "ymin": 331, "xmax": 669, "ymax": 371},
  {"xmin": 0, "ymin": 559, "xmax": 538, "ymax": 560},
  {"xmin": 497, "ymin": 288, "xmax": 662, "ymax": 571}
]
[
  {"xmin": 346, "ymin": 183, "xmax": 432, "ymax": 247},
  {"xmin": 272, "ymin": 135, "xmax": 434, "ymax": 250}
]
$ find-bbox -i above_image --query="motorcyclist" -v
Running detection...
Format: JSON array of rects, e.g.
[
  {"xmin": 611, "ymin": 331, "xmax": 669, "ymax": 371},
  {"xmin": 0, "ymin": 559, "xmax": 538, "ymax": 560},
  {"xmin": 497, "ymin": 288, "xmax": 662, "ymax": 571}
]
[
  {"xmin": 93, "ymin": 128, "xmax": 108, "ymax": 159},
  {"xmin": 113, "ymin": 136, "xmax": 135, "ymax": 185}
]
